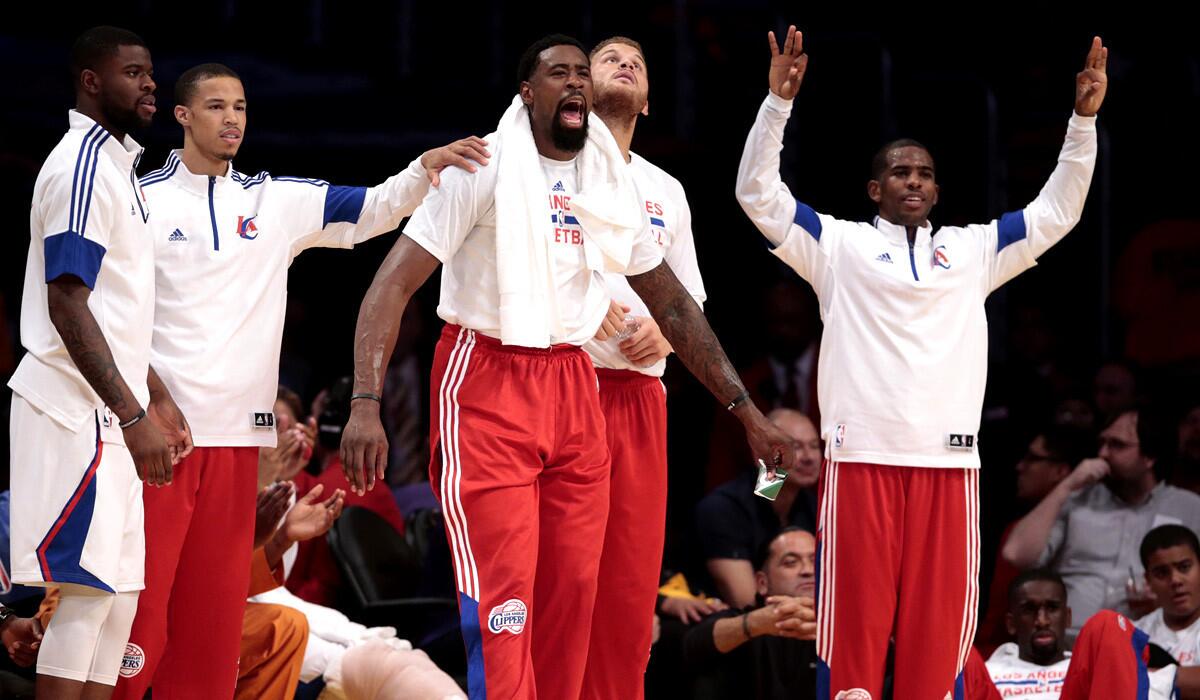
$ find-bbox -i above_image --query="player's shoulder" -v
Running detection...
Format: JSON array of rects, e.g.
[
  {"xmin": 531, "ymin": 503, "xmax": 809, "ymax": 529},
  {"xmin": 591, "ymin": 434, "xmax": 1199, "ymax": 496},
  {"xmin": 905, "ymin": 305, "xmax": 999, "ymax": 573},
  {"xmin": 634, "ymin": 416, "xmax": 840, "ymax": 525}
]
[
  {"xmin": 139, "ymin": 152, "xmax": 185, "ymax": 190},
  {"xmin": 429, "ymin": 132, "xmax": 501, "ymax": 195},
  {"xmin": 630, "ymin": 152, "xmax": 684, "ymax": 192}
]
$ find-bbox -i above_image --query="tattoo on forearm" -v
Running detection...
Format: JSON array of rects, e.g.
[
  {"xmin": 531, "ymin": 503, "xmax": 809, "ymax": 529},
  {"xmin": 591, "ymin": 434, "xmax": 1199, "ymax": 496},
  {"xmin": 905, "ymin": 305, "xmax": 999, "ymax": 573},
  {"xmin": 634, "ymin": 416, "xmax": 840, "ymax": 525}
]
[
  {"xmin": 629, "ymin": 263, "xmax": 746, "ymax": 405},
  {"xmin": 55, "ymin": 310, "xmax": 133, "ymax": 415}
]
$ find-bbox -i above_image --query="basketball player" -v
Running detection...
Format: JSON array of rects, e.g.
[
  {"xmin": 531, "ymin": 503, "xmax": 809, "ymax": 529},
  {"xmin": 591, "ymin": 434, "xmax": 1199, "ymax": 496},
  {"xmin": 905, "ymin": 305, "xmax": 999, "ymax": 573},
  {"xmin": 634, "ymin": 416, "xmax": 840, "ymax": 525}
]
[
  {"xmin": 579, "ymin": 36, "xmax": 707, "ymax": 700},
  {"xmin": 735, "ymin": 25, "xmax": 1107, "ymax": 698},
  {"xmin": 340, "ymin": 35, "xmax": 795, "ymax": 699},
  {"xmin": 112, "ymin": 62, "xmax": 487, "ymax": 700},
  {"xmin": 7, "ymin": 26, "xmax": 191, "ymax": 700}
]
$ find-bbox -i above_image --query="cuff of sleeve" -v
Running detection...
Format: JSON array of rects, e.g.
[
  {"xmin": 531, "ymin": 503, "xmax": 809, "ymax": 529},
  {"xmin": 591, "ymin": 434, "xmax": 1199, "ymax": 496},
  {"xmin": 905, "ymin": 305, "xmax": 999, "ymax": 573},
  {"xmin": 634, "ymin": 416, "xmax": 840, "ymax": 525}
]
[
  {"xmin": 402, "ymin": 228, "xmax": 450, "ymax": 263},
  {"xmin": 764, "ymin": 91, "xmax": 794, "ymax": 115},
  {"xmin": 1068, "ymin": 112, "xmax": 1097, "ymax": 131},
  {"xmin": 44, "ymin": 232, "xmax": 106, "ymax": 289},
  {"xmin": 408, "ymin": 156, "xmax": 427, "ymax": 177}
]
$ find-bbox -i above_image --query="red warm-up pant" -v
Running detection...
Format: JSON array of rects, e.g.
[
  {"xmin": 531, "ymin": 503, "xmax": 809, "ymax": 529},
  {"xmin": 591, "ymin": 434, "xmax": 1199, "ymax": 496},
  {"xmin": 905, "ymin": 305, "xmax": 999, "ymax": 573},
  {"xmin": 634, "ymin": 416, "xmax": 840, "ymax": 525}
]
[
  {"xmin": 113, "ymin": 446, "xmax": 258, "ymax": 700},
  {"xmin": 581, "ymin": 368, "xmax": 668, "ymax": 700},
  {"xmin": 428, "ymin": 325, "xmax": 611, "ymax": 700},
  {"xmin": 816, "ymin": 461, "xmax": 981, "ymax": 700}
]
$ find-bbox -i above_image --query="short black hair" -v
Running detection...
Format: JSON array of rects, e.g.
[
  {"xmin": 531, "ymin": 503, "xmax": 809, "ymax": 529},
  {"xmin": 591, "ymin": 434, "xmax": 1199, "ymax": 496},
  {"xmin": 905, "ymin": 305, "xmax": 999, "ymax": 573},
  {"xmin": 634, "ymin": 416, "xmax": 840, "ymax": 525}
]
[
  {"xmin": 753, "ymin": 525, "xmax": 810, "ymax": 571},
  {"xmin": 1139, "ymin": 524, "xmax": 1200, "ymax": 568},
  {"xmin": 174, "ymin": 63, "xmax": 242, "ymax": 108},
  {"xmin": 70, "ymin": 26, "xmax": 147, "ymax": 82},
  {"xmin": 517, "ymin": 34, "xmax": 587, "ymax": 88},
  {"xmin": 870, "ymin": 138, "xmax": 933, "ymax": 181},
  {"xmin": 1007, "ymin": 568, "xmax": 1067, "ymax": 607},
  {"xmin": 1039, "ymin": 424, "xmax": 1096, "ymax": 467}
]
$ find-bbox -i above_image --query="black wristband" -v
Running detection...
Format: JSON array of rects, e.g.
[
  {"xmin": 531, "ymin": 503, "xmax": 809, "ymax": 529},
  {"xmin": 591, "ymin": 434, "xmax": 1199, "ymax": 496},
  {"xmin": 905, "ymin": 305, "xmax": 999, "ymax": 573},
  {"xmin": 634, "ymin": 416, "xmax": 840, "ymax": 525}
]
[
  {"xmin": 119, "ymin": 408, "xmax": 146, "ymax": 429},
  {"xmin": 350, "ymin": 393, "xmax": 382, "ymax": 403},
  {"xmin": 726, "ymin": 391, "xmax": 751, "ymax": 412},
  {"xmin": 741, "ymin": 612, "xmax": 752, "ymax": 640}
]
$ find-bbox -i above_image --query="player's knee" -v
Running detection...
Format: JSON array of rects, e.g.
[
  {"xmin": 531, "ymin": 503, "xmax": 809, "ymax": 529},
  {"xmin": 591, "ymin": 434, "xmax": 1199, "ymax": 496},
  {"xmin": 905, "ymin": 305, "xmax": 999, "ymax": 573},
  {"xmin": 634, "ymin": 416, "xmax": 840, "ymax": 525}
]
[{"xmin": 273, "ymin": 605, "xmax": 309, "ymax": 650}]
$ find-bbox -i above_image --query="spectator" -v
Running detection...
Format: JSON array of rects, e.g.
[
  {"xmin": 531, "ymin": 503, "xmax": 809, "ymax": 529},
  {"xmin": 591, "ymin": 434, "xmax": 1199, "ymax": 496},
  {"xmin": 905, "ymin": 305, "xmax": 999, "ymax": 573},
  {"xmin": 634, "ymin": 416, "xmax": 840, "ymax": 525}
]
[
  {"xmin": 977, "ymin": 426, "xmax": 1095, "ymax": 654},
  {"xmin": 1003, "ymin": 409, "xmax": 1200, "ymax": 638},
  {"xmin": 704, "ymin": 280, "xmax": 821, "ymax": 488},
  {"xmin": 1093, "ymin": 360, "xmax": 1138, "ymax": 424},
  {"xmin": 283, "ymin": 379, "xmax": 407, "ymax": 607},
  {"xmin": 697, "ymin": 409, "xmax": 821, "ymax": 608},
  {"xmin": 247, "ymin": 476, "xmax": 465, "ymax": 699},
  {"xmin": 1136, "ymin": 524, "xmax": 1200, "ymax": 696},
  {"xmin": 258, "ymin": 386, "xmax": 316, "ymax": 490},
  {"xmin": 984, "ymin": 570, "xmax": 1073, "ymax": 696},
  {"xmin": 963, "ymin": 568, "xmax": 1177, "ymax": 698},
  {"xmin": 683, "ymin": 527, "xmax": 817, "ymax": 699}
]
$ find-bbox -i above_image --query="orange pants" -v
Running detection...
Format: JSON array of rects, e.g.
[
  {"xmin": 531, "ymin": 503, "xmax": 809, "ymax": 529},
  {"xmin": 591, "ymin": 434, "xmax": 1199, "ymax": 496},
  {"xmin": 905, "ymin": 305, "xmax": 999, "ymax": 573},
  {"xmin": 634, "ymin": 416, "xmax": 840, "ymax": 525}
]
[{"xmin": 234, "ymin": 602, "xmax": 308, "ymax": 700}]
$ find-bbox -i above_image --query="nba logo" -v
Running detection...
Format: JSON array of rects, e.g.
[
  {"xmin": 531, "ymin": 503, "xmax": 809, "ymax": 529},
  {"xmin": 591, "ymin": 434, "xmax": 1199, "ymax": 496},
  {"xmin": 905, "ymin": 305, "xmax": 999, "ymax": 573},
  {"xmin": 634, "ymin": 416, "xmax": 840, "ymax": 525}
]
[
  {"xmin": 487, "ymin": 598, "xmax": 528, "ymax": 635},
  {"xmin": 834, "ymin": 424, "xmax": 846, "ymax": 448}
]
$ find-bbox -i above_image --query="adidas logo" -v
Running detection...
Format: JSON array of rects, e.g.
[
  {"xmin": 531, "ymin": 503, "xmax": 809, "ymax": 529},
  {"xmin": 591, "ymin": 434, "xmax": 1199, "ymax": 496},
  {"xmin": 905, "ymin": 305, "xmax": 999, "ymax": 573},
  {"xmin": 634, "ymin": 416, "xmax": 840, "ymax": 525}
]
[
  {"xmin": 168, "ymin": 229, "xmax": 187, "ymax": 242},
  {"xmin": 875, "ymin": 252, "xmax": 892, "ymax": 263},
  {"xmin": 552, "ymin": 181, "xmax": 565, "ymax": 192}
]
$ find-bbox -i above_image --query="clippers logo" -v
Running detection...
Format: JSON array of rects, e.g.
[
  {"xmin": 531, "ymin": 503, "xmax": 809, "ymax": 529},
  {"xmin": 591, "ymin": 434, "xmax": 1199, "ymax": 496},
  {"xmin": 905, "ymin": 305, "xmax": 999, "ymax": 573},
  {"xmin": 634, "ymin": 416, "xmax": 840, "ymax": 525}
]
[
  {"xmin": 933, "ymin": 245, "xmax": 951, "ymax": 269},
  {"xmin": 120, "ymin": 643, "xmax": 145, "ymax": 677},
  {"xmin": 834, "ymin": 424, "xmax": 846, "ymax": 448},
  {"xmin": 487, "ymin": 598, "xmax": 528, "ymax": 635},
  {"xmin": 835, "ymin": 690, "xmax": 873, "ymax": 700},
  {"xmin": 236, "ymin": 215, "xmax": 259, "ymax": 240}
]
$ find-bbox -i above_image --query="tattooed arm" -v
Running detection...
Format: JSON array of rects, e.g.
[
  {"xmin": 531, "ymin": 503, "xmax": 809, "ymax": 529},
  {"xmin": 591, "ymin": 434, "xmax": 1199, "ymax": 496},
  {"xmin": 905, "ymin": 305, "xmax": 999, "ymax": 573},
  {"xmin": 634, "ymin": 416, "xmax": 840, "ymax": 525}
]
[
  {"xmin": 47, "ymin": 276, "xmax": 173, "ymax": 484},
  {"xmin": 628, "ymin": 262, "xmax": 796, "ymax": 473}
]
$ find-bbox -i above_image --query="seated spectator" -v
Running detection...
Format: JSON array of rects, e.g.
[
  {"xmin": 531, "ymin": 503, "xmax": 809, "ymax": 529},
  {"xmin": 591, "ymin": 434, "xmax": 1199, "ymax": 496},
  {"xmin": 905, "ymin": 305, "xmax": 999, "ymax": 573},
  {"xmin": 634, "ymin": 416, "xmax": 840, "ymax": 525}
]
[
  {"xmin": 683, "ymin": 527, "xmax": 817, "ymax": 699},
  {"xmin": 977, "ymin": 426, "xmax": 1095, "ymax": 655},
  {"xmin": 276, "ymin": 379, "xmax": 407, "ymax": 608},
  {"xmin": 1093, "ymin": 360, "xmax": 1139, "ymax": 425},
  {"xmin": 697, "ymin": 409, "xmax": 820, "ymax": 608},
  {"xmin": 984, "ymin": 570, "xmax": 1073, "ymax": 696},
  {"xmin": 1003, "ymin": 408, "xmax": 1200, "ymax": 638},
  {"xmin": 1136, "ymin": 524, "xmax": 1200, "ymax": 696},
  {"xmin": 247, "ymin": 476, "xmax": 465, "ymax": 699},
  {"xmin": 960, "ymin": 568, "xmax": 1176, "ymax": 698}
]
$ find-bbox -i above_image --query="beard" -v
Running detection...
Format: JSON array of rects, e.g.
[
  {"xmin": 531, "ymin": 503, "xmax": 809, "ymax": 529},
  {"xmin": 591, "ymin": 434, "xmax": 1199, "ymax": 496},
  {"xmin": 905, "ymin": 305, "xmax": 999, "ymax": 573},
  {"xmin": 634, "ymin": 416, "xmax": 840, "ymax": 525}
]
[
  {"xmin": 551, "ymin": 110, "xmax": 589, "ymax": 153},
  {"xmin": 594, "ymin": 83, "xmax": 646, "ymax": 119}
]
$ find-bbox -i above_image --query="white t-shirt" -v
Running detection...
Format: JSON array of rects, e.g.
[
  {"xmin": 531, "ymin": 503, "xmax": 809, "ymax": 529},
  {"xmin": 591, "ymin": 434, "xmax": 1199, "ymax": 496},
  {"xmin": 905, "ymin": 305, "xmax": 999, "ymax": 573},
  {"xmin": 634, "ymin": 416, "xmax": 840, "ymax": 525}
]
[
  {"xmin": 736, "ymin": 92, "xmax": 1098, "ymax": 468},
  {"xmin": 1137, "ymin": 608, "xmax": 1200, "ymax": 666},
  {"xmin": 582, "ymin": 152, "xmax": 706, "ymax": 377},
  {"xmin": 404, "ymin": 149, "xmax": 663, "ymax": 346},
  {"xmin": 985, "ymin": 643, "xmax": 1070, "ymax": 698},
  {"xmin": 9, "ymin": 110, "xmax": 154, "ymax": 445},
  {"xmin": 142, "ymin": 150, "xmax": 430, "ymax": 446}
]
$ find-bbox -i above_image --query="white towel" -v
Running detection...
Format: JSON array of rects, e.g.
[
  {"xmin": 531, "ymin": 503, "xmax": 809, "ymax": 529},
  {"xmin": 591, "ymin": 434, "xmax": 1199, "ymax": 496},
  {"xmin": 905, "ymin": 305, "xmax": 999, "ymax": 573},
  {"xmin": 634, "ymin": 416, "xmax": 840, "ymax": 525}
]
[{"xmin": 493, "ymin": 94, "xmax": 646, "ymax": 348}]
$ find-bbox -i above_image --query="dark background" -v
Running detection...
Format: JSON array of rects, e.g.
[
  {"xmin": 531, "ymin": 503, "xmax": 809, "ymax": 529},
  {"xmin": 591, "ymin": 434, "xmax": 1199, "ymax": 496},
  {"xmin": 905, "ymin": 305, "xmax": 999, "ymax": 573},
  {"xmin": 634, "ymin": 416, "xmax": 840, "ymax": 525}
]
[{"xmin": 2, "ymin": 3, "xmax": 1198, "ymax": 615}]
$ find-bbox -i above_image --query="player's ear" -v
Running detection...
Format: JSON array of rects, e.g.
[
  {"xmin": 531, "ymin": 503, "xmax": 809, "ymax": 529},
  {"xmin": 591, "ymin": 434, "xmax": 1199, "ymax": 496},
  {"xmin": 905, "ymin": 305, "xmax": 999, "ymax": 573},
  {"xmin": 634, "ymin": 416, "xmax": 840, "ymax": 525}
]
[
  {"xmin": 519, "ymin": 81, "xmax": 534, "ymax": 107},
  {"xmin": 931, "ymin": 183, "xmax": 940, "ymax": 207},
  {"xmin": 174, "ymin": 104, "xmax": 189, "ymax": 128},
  {"xmin": 79, "ymin": 69, "xmax": 101, "ymax": 96},
  {"xmin": 867, "ymin": 179, "xmax": 882, "ymax": 204},
  {"xmin": 641, "ymin": 98, "xmax": 649, "ymax": 118},
  {"xmin": 1004, "ymin": 611, "xmax": 1016, "ymax": 637}
]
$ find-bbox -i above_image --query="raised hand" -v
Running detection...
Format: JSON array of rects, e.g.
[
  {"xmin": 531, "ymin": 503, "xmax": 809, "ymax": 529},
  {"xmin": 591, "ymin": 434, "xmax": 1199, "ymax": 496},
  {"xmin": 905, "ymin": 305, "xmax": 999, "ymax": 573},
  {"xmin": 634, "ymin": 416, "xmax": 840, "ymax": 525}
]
[
  {"xmin": 1075, "ymin": 36, "xmax": 1108, "ymax": 117},
  {"xmin": 768, "ymin": 25, "xmax": 809, "ymax": 100}
]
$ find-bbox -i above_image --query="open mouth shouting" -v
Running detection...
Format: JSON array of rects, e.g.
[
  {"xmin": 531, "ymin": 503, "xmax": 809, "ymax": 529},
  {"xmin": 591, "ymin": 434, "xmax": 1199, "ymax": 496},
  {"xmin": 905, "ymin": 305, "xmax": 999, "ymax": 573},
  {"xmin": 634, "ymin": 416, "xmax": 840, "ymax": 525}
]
[{"xmin": 557, "ymin": 93, "xmax": 587, "ymax": 129}]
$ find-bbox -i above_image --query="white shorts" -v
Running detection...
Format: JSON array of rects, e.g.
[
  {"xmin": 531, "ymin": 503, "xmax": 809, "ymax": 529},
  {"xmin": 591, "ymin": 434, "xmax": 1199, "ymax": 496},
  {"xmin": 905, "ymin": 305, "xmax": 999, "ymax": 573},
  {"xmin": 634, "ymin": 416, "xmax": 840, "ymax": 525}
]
[{"xmin": 9, "ymin": 394, "xmax": 144, "ymax": 593}]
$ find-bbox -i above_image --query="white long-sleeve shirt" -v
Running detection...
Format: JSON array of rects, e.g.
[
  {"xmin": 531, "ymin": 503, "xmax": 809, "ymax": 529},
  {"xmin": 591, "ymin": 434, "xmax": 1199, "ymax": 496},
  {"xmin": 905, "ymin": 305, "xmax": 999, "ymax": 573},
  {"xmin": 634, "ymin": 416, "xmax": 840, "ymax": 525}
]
[
  {"xmin": 736, "ymin": 92, "xmax": 1097, "ymax": 468},
  {"xmin": 143, "ymin": 151, "xmax": 430, "ymax": 446}
]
